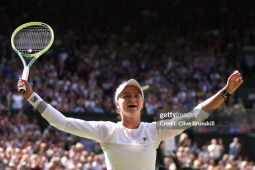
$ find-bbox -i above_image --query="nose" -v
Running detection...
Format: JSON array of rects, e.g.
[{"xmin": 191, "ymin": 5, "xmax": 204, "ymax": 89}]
[{"xmin": 129, "ymin": 96, "xmax": 136, "ymax": 101}]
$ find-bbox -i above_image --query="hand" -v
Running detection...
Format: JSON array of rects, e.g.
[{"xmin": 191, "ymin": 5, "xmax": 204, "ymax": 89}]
[
  {"xmin": 225, "ymin": 70, "xmax": 243, "ymax": 94},
  {"xmin": 17, "ymin": 78, "xmax": 34, "ymax": 99}
]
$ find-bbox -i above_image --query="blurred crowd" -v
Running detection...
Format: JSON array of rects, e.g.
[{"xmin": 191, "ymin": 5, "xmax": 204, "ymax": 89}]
[
  {"xmin": 160, "ymin": 133, "xmax": 255, "ymax": 170},
  {"xmin": 0, "ymin": 112, "xmax": 255, "ymax": 170},
  {"xmin": 0, "ymin": 0, "xmax": 255, "ymax": 169},
  {"xmin": 0, "ymin": 110, "xmax": 105, "ymax": 170}
]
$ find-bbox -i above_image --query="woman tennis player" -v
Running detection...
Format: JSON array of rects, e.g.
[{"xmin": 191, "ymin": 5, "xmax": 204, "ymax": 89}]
[{"xmin": 18, "ymin": 70, "xmax": 243, "ymax": 170}]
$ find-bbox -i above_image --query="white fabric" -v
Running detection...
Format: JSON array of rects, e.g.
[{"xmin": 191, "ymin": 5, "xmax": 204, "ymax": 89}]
[
  {"xmin": 27, "ymin": 92, "xmax": 43, "ymax": 108},
  {"xmin": 40, "ymin": 100, "xmax": 208, "ymax": 170},
  {"xmin": 12, "ymin": 94, "xmax": 24, "ymax": 109}
]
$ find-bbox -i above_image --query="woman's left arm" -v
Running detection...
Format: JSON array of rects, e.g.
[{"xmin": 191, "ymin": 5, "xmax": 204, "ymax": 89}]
[{"xmin": 201, "ymin": 70, "xmax": 243, "ymax": 110}]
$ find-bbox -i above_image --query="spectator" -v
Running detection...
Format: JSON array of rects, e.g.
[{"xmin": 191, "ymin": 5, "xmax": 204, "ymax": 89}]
[
  {"xmin": 10, "ymin": 90, "xmax": 24, "ymax": 110},
  {"xmin": 207, "ymin": 138, "xmax": 224, "ymax": 162},
  {"xmin": 164, "ymin": 156, "xmax": 177, "ymax": 170},
  {"xmin": 80, "ymin": 138, "xmax": 97, "ymax": 154},
  {"xmin": 229, "ymin": 137, "xmax": 241, "ymax": 160}
]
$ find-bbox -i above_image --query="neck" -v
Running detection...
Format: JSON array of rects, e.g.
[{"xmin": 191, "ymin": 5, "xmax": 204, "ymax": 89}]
[{"xmin": 121, "ymin": 116, "xmax": 141, "ymax": 129}]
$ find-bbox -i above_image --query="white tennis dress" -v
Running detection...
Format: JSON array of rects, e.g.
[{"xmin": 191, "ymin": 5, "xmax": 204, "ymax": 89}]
[{"xmin": 29, "ymin": 92, "xmax": 209, "ymax": 170}]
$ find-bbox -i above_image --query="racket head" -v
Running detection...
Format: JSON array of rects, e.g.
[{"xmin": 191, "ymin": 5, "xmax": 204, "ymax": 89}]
[{"xmin": 11, "ymin": 22, "xmax": 54, "ymax": 58}]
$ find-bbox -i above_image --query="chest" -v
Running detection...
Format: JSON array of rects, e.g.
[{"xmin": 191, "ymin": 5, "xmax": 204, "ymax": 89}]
[{"xmin": 100, "ymin": 141, "xmax": 159, "ymax": 166}]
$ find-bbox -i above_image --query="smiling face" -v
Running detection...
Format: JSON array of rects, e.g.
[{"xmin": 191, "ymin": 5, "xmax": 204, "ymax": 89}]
[{"xmin": 115, "ymin": 85, "xmax": 144, "ymax": 118}]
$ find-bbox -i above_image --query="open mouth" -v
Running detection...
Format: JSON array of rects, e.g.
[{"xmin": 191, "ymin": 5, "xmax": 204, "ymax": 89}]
[{"xmin": 128, "ymin": 104, "xmax": 137, "ymax": 108}]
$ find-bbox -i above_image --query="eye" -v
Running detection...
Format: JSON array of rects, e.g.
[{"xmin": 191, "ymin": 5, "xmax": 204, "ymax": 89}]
[
  {"xmin": 123, "ymin": 94, "xmax": 131, "ymax": 99},
  {"xmin": 134, "ymin": 94, "xmax": 141, "ymax": 99}
]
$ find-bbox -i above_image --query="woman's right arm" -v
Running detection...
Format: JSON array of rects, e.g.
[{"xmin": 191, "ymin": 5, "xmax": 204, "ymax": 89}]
[{"xmin": 17, "ymin": 79, "xmax": 107, "ymax": 141}]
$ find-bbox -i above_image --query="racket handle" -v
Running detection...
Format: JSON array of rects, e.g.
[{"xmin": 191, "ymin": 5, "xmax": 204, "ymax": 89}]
[{"xmin": 19, "ymin": 67, "xmax": 29, "ymax": 93}]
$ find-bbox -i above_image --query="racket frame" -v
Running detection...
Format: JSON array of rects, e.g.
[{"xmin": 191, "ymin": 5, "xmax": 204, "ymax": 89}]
[{"xmin": 11, "ymin": 22, "xmax": 54, "ymax": 93}]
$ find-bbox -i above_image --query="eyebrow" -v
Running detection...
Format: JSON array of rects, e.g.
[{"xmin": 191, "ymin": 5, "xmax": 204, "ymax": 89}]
[{"xmin": 122, "ymin": 92, "xmax": 141, "ymax": 95}]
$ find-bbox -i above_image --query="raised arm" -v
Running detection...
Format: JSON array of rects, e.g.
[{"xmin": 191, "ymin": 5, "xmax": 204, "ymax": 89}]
[
  {"xmin": 157, "ymin": 70, "xmax": 243, "ymax": 141},
  {"xmin": 200, "ymin": 70, "xmax": 243, "ymax": 110},
  {"xmin": 17, "ymin": 78, "xmax": 108, "ymax": 141}
]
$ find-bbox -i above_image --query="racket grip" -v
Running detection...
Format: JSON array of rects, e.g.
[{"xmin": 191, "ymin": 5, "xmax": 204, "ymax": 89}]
[{"xmin": 19, "ymin": 67, "xmax": 29, "ymax": 93}]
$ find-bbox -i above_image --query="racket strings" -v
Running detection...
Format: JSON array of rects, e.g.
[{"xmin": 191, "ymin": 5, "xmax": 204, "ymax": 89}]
[{"xmin": 14, "ymin": 26, "xmax": 52, "ymax": 54}]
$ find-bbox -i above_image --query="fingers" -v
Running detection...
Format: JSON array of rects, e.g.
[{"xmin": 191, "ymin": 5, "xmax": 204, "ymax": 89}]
[
  {"xmin": 18, "ymin": 78, "xmax": 30, "ymax": 85},
  {"xmin": 236, "ymin": 75, "xmax": 243, "ymax": 83},
  {"xmin": 225, "ymin": 70, "xmax": 243, "ymax": 94},
  {"xmin": 17, "ymin": 78, "xmax": 33, "ymax": 99},
  {"xmin": 18, "ymin": 78, "xmax": 30, "ymax": 91},
  {"xmin": 18, "ymin": 78, "xmax": 26, "ymax": 88},
  {"xmin": 232, "ymin": 70, "xmax": 240, "ymax": 75},
  {"xmin": 230, "ymin": 70, "xmax": 243, "ymax": 83},
  {"xmin": 231, "ymin": 70, "xmax": 241, "ymax": 77}
]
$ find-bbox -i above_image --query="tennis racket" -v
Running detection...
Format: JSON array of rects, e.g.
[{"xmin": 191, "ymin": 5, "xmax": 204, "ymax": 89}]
[{"xmin": 11, "ymin": 22, "xmax": 54, "ymax": 93}]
